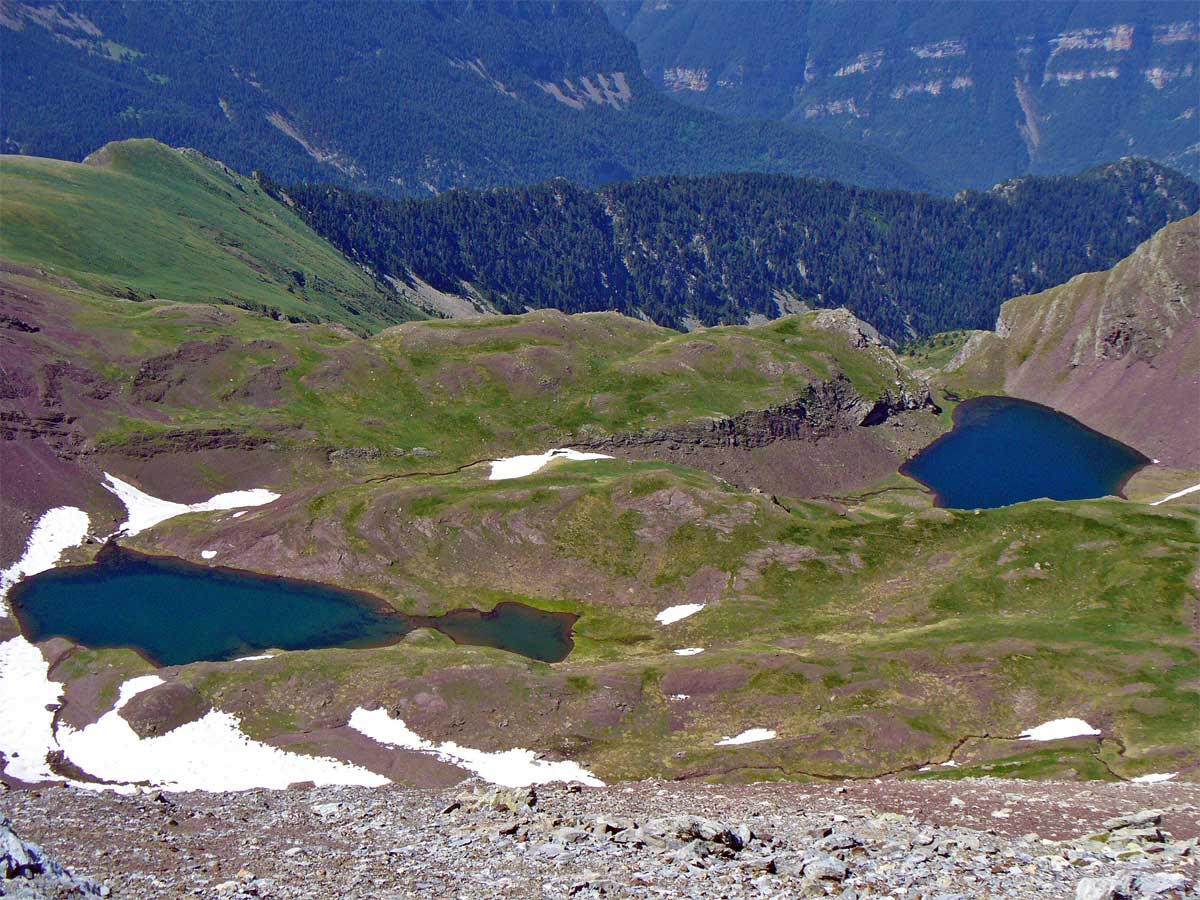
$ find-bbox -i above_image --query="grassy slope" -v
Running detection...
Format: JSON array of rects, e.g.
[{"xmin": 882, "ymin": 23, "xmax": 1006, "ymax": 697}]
[
  {"xmin": 0, "ymin": 139, "xmax": 419, "ymax": 332},
  {"xmin": 131, "ymin": 460, "xmax": 1198, "ymax": 783},
  {"xmin": 32, "ymin": 285, "xmax": 925, "ymax": 474},
  {"xmin": 9, "ymin": 269, "xmax": 1196, "ymax": 784}
]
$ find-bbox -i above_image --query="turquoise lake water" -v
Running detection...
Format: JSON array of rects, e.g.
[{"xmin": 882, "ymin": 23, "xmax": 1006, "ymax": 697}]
[
  {"xmin": 12, "ymin": 546, "xmax": 575, "ymax": 666},
  {"xmin": 901, "ymin": 396, "xmax": 1149, "ymax": 509}
]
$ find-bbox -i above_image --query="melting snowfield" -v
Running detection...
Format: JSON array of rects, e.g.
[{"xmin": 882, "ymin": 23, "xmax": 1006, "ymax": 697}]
[
  {"xmin": 655, "ymin": 603, "xmax": 705, "ymax": 625},
  {"xmin": 1131, "ymin": 772, "xmax": 1178, "ymax": 784},
  {"xmin": 57, "ymin": 677, "xmax": 384, "ymax": 792},
  {"xmin": 0, "ymin": 483, "xmax": 373, "ymax": 792},
  {"xmin": 488, "ymin": 448, "xmax": 611, "ymax": 481},
  {"xmin": 673, "ymin": 647, "xmax": 705, "ymax": 656},
  {"xmin": 102, "ymin": 473, "xmax": 279, "ymax": 536},
  {"xmin": 1019, "ymin": 718, "xmax": 1100, "ymax": 741},
  {"xmin": 0, "ymin": 478, "xmax": 602, "ymax": 792},
  {"xmin": 1151, "ymin": 482, "xmax": 1200, "ymax": 506},
  {"xmin": 0, "ymin": 506, "xmax": 92, "ymax": 783},
  {"xmin": 349, "ymin": 707, "xmax": 603, "ymax": 787},
  {"xmin": 715, "ymin": 728, "xmax": 777, "ymax": 747}
]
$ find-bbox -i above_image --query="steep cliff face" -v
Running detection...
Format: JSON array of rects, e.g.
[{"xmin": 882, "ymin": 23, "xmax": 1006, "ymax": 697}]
[
  {"xmin": 947, "ymin": 214, "xmax": 1199, "ymax": 468},
  {"xmin": 614, "ymin": 1, "xmax": 1200, "ymax": 187}
]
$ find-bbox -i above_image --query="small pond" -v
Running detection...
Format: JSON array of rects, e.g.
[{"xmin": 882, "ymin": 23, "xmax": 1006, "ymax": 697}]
[
  {"xmin": 11, "ymin": 545, "xmax": 575, "ymax": 666},
  {"xmin": 901, "ymin": 396, "xmax": 1149, "ymax": 509}
]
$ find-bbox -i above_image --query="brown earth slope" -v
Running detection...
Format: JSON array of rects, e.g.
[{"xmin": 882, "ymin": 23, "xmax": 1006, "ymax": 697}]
[{"xmin": 946, "ymin": 214, "xmax": 1200, "ymax": 468}]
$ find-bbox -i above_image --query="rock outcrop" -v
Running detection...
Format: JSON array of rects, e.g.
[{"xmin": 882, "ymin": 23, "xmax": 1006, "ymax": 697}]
[
  {"xmin": 0, "ymin": 817, "xmax": 108, "ymax": 898},
  {"xmin": 578, "ymin": 376, "xmax": 939, "ymax": 454}
]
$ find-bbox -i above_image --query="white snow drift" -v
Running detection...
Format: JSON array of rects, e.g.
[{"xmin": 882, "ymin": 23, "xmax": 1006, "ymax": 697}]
[
  {"xmin": 488, "ymin": 449, "xmax": 611, "ymax": 481},
  {"xmin": 673, "ymin": 647, "xmax": 705, "ymax": 656},
  {"xmin": 1131, "ymin": 772, "xmax": 1178, "ymax": 784},
  {"xmin": 655, "ymin": 603, "xmax": 705, "ymax": 625},
  {"xmin": 57, "ymin": 676, "xmax": 386, "ymax": 792},
  {"xmin": 715, "ymin": 728, "xmax": 777, "ymax": 747},
  {"xmin": 0, "ymin": 506, "xmax": 91, "ymax": 612},
  {"xmin": 1018, "ymin": 718, "xmax": 1100, "ymax": 741},
  {"xmin": 0, "ymin": 506, "xmax": 92, "ymax": 783},
  {"xmin": 1151, "ymin": 482, "xmax": 1200, "ymax": 506},
  {"xmin": 103, "ymin": 473, "xmax": 279, "ymax": 537},
  {"xmin": 0, "ymin": 495, "xmax": 389, "ymax": 793},
  {"xmin": 349, "ymin": 707, "xmax": 603, "ymax": 787}
]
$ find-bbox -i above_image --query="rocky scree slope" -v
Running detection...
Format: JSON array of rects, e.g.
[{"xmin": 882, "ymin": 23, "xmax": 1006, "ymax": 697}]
[
  {"xmin": 946, "ymin": 213, "xmax": 1200, "ymax": 469},
  {"xmin": 3, "ymin": 779, "xmax": 1198, "ymax": 899}
]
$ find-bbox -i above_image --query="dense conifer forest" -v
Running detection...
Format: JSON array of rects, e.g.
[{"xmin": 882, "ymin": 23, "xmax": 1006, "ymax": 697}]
[{"xmin": 273, "ymin": 159, "xmax": 1199, "ymax": 338}]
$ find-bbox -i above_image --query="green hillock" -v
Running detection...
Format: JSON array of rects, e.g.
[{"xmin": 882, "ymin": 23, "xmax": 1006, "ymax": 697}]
[{"xmin": 0, "ymin": 139, "xmax": 420, "ymax": 332}]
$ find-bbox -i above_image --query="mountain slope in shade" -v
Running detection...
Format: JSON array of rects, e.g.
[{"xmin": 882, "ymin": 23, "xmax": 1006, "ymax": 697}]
[
  {"xmin": 946, "ymin": 214, "xmax": 1199, "ymax": 468},
  {"xmin": 608, "ymin": 0, "xmax": 1200, "ymax": 187},
  {"xmin": 0, "ymin": 0, "xmax": 927, "ymax": 195}
]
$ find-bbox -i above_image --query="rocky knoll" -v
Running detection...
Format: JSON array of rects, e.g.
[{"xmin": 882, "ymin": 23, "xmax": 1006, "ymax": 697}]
[{"xmin": 3, "ymin": 779, "xmax": 1196, "ymax": 899}]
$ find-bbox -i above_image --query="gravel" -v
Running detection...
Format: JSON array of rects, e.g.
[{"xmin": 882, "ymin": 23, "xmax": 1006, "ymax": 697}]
[{"xmin": 1, "ymin": 778, "xmax": 1196, "ymax": 899}]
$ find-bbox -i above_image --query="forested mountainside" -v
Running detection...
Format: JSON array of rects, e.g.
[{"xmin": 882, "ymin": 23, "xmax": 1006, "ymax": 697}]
[
  {"xmin": 0, "ymin": 0, "xmax": 927, "ymax": 196},
  {"xmin": 273, "ymin": 158, "xmax": 1199, "ymax": 339},
  {"xmin": 605, "ymin": 0, "xmax": 1200, "ymax": 188}
]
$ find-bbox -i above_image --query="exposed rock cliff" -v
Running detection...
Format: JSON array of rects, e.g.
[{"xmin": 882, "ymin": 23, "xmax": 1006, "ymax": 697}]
[{"xmin": 578, "ymin": 375, "xmax": 938, "ymax": 453}]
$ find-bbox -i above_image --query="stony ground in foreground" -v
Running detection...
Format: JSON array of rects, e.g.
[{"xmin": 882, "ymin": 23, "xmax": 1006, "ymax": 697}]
[{"xmin": 2, "ymin": 778, "xmax": 1197, "ymax": 899}]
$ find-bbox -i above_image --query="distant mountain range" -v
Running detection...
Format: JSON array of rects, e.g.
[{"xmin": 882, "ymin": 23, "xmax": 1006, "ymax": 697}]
[
  {"xmin": 275, "ymin": 158, "xmax": 1199, "ymax": 339},
  {"xmin": 0, "ymin": 0, "xmax": 928, "ymax": 196},
  {"xmin": 605, "ymin": 0, "xmax": 1200, "ymax": 187}
]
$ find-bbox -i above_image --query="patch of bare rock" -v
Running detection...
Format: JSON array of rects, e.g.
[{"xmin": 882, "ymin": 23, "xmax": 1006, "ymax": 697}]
[{"xmin": 2, "ymin": 779, "xmax": 1197, "ymax": 899}]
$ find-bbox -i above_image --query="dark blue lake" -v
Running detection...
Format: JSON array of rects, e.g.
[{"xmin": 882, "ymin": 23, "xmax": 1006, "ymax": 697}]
[
  {"xmin": 11, "ymin": 546, "xmax": 575, "ymax": 666},
  {"xmin": 901, "ymin": 396, "xmax": 1149, "ymax": 509}
]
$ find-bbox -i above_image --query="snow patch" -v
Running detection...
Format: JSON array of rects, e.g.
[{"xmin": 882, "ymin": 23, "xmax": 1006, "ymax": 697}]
[
  {"xmin": 103, "ymin": 473, "xmax": 279, "ymax": 536},
  {"xmin": 488, "ymin": 449, "xmax": 611, "ymax": 481},
  {"xmin": 0, "ymin": 507, "xmax": 91, "ymax": 614},
  {"xmin": 655, "ymin": 604, "xmax": 704, "ymax": 625},
  {"xmin": 673, "ymin": 647, "xmax": 705, "ymax": 656},
  {"xmin": 715, "ymin": 728, "xmax": 776, "ymax": 747},
  {"xmin": 200, "ymin": 550, "xmax": 217, "ymax": 560},
  {"xmin": 57, "ymin": 677, "xmax": 386, "ymax": 792},
  {"xmin": 348, "ymin": 707, "xmax": 603, "ymax": 788},
  {"xmin": 1018, "ymin": 718, "xmax": 1100, "ymax": 741},
  {"xmin": 233, "ymin": 654, "xmax": 275, "ymax": 662},
  {"xmin": 1131, "ymin": 772, "xmax": 1178, "ymax": 783},
  {"xmin": 1151, "ymin": 482, "xmax": 1200, "ymax": 506},
  {"xmin": 0, "ymin": 507, "xmax": 91, "ymax": 781},
  {"xmin": 0, "ymin": 637, "xmax": 67, "ymax": 783}
]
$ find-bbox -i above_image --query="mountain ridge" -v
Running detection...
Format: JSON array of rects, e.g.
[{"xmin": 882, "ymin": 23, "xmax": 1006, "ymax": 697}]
[
  {"xmin": 607, "ymin": 0, "xmax": 1200, "ymax": 187},
  {"xmin": 0, "ymin": 0, "xmax": 931, "ymax": 196}
]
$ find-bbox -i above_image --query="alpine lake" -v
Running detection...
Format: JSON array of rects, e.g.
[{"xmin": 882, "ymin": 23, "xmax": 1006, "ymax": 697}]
[
  {"xmin": 12, "ymin": 544, "xmax": 575, "ymax": 667},
  {"xmin": 902, "ymin": 395, "xmax": 1150, "ymax": 509},
  {"xmin": 13, "ymin": 396, "xmax": 1150, "ymax": 667}
]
